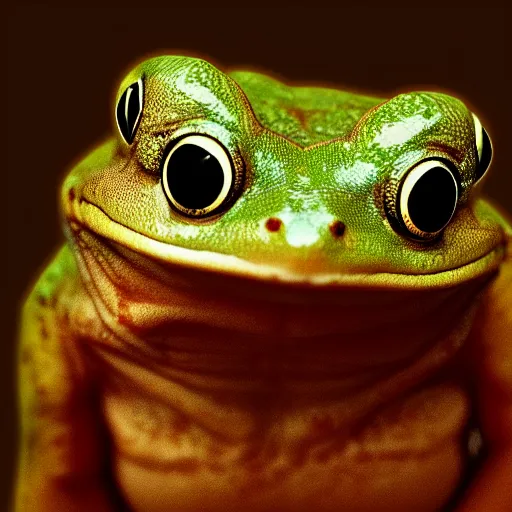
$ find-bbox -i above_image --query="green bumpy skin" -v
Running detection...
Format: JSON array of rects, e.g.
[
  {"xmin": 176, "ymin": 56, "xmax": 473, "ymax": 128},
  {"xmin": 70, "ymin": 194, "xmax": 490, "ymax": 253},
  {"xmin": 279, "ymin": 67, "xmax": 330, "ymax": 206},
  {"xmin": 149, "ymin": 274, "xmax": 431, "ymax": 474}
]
[{"xmin": 14, "ymin": 56, "xmax": 512, "ymax": 512}]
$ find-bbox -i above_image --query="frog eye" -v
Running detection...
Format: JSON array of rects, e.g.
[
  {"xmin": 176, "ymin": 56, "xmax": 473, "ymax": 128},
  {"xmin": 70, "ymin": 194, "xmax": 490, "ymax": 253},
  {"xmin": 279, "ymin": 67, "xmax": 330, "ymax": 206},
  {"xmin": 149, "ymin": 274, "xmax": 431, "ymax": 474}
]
[
  {"xmin": 115, "ymin": 78, "xmax": 143, "ymax": 144},
  {"xmin": 161, "ymin": 135, "xmax": 234, "ymax": 217},
  {"xmin": 472, "ymin": 113, "xmax": 493, "ymax": 182},
  {"xmin": 398, "ymin": 160, "xmax": 458, "ymax": 239}
]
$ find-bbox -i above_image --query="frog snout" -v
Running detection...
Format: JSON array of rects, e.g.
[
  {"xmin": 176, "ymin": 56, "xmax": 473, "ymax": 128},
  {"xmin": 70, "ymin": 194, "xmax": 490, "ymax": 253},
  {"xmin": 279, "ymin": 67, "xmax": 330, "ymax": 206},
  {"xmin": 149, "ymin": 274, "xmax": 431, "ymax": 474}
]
[{"xmin": 264, "ymin": 217, "xmax": 346, "ymax": 240}]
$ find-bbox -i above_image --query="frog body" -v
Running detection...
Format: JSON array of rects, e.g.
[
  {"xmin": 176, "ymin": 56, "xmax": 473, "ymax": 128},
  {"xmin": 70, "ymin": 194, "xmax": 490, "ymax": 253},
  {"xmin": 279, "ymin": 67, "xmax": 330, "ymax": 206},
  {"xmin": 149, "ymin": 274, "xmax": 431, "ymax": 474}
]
[{"xmin": 14, "ymin": 56, "xmax": 512, "ymax": 511}]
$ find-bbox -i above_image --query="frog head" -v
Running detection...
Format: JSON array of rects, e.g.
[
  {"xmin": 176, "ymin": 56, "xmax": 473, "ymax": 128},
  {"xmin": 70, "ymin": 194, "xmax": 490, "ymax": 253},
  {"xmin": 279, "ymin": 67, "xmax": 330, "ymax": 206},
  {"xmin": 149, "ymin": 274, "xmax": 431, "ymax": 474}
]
[{"xmin": 62, "ymin": 55, "xmax": 506, "ymax": 290}]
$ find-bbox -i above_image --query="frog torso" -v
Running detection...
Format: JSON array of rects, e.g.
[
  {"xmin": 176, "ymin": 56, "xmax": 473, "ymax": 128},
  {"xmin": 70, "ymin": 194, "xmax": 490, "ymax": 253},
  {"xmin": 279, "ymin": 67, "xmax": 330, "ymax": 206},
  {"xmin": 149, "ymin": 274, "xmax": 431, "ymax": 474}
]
[{"xmin": 20, "ymin": 56, "xmax": 509, "ymax": 512}]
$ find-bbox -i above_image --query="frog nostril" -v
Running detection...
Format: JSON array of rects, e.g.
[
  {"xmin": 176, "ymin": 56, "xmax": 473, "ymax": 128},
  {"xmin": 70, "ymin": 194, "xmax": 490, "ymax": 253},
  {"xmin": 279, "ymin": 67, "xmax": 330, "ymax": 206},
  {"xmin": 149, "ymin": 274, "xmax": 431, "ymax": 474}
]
[
  {"xmin": 68, "ymin": 187, "xmax": 76, "ymax": 201},
  {"xmin": 329, "ymin": 220, "xmax": 346, "ymax": 239},
  {"xmin": 265, "ymin": 217, "xmax": 283, "ymax": 233}
]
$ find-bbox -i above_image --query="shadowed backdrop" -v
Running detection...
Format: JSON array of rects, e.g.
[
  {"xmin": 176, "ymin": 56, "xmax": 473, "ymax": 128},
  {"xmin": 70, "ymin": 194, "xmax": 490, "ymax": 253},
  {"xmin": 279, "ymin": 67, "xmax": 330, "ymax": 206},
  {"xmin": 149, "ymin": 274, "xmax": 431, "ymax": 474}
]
[{"xmin": 5, "ymin": 6, "xmax": 511, "ymax": 508}]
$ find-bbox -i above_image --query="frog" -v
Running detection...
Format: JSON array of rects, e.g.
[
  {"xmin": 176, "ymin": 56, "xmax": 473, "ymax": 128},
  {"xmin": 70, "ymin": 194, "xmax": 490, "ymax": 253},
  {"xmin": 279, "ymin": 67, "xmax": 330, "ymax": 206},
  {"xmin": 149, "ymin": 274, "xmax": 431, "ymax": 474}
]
[{"xmin": 13, "ymin": 54, "xmax": 512, "ymax": 512}]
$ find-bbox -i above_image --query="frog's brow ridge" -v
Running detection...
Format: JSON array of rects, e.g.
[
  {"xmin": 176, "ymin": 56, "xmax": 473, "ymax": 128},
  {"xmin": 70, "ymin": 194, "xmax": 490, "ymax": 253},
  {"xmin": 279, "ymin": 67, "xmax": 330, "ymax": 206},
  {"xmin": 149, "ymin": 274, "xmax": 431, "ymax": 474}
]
[
  {"xmin": 426, "ymin": 141, "xmax": 465, "ymax": 165},
  {"xmin": 146, "ymin": 116, "xmax": 207, "ymax": 137}
]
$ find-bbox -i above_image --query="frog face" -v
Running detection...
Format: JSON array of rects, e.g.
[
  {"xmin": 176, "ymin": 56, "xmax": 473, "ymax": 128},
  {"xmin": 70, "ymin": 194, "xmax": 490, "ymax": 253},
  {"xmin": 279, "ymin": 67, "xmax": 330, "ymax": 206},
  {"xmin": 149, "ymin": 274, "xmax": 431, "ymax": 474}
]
[{"xmin": 63, "ymin": 55, "xmax": 506, "ymax": 288}]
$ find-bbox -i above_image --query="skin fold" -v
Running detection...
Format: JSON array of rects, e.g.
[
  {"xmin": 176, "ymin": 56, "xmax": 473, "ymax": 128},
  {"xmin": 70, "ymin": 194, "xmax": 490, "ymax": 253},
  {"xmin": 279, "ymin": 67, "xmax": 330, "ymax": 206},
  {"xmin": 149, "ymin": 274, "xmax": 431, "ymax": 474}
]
[{"xmin": 13, "ymin": 56, "xmax": 512, "ymax": 511}]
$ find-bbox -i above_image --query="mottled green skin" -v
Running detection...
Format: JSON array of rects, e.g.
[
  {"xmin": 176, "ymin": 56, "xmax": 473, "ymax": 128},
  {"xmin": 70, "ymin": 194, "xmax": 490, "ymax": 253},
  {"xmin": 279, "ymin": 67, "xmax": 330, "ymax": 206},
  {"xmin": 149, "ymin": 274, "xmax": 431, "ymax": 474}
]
[
  {"xmin": 64, "ymin": 55, "xmax": 503, "ymax": 280},
  {"xmin": 227, "ymin": 70, "xmax": 382, "ymax": 145}
]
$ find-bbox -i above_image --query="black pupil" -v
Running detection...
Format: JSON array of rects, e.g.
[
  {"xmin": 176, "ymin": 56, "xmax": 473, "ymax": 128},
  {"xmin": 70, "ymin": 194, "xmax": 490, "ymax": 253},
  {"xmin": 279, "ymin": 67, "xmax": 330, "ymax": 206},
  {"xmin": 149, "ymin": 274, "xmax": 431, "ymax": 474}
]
[
  {"xmin": 165, "ymin": 143, "xmax": 226, "ymax": 211},
  {"xmin": 407, "ymin": 166, "xmax": 457, "ymax": 233}
]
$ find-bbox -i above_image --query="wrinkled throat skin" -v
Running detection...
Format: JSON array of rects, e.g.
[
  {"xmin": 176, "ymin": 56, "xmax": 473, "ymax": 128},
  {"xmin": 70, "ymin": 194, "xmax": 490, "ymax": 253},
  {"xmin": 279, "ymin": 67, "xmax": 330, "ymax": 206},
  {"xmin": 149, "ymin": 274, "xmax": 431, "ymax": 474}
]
[{"xmin": 67, "ymin": 221, "xmax": 499, "ymax": 512}]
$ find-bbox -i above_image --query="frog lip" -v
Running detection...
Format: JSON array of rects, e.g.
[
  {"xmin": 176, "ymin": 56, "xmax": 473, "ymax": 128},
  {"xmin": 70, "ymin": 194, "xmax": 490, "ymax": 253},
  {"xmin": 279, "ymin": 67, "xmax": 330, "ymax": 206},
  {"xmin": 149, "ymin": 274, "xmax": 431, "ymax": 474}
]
[{"xmin": 70, "ymin": 199, "xmax": 505, "ymax": 290}]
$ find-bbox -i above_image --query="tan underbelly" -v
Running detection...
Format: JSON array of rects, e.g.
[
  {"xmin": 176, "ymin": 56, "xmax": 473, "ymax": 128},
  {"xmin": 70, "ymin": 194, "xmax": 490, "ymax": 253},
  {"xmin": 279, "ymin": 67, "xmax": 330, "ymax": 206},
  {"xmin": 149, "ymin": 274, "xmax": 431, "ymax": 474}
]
[
  {"xmin": 114, "ymin": 442, "xmax": 462, "ymax": 512},
  {"xmin": 105, "ymin": 384, "xmax": 470, "ymax": 512}
]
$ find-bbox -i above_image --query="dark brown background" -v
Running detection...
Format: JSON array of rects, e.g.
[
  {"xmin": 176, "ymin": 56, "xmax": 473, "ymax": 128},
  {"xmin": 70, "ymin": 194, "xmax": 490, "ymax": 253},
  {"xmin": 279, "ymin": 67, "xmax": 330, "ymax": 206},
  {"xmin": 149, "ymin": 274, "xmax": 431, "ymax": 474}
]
[{"xmin": 5, "ymin": 6, "xmax": 511, "ymax": 509}]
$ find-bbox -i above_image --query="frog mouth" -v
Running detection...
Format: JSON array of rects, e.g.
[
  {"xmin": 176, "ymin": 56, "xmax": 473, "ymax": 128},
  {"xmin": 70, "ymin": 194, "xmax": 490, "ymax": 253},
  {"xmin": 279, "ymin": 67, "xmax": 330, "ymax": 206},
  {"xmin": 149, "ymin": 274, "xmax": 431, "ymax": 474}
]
[{"xmin": 69, "ymin": 199, "xmax": 506, "ymax": 290}]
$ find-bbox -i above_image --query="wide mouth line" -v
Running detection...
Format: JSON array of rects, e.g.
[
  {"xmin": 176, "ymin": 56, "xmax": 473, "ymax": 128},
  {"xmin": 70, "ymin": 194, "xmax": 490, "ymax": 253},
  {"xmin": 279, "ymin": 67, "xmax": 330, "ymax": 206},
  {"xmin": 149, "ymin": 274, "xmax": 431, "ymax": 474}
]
[{"xmin": 69, "ymin": 199, "xmax": 505, "ymax": 288}]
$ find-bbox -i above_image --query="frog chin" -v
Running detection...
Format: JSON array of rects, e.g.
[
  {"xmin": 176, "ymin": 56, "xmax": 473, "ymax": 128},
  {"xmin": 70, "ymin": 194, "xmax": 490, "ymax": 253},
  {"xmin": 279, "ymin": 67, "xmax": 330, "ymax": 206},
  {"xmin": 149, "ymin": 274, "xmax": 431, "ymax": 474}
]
[{"xmin": 67, "ymin": 198, "xmax": 505, "ymax": 291}]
